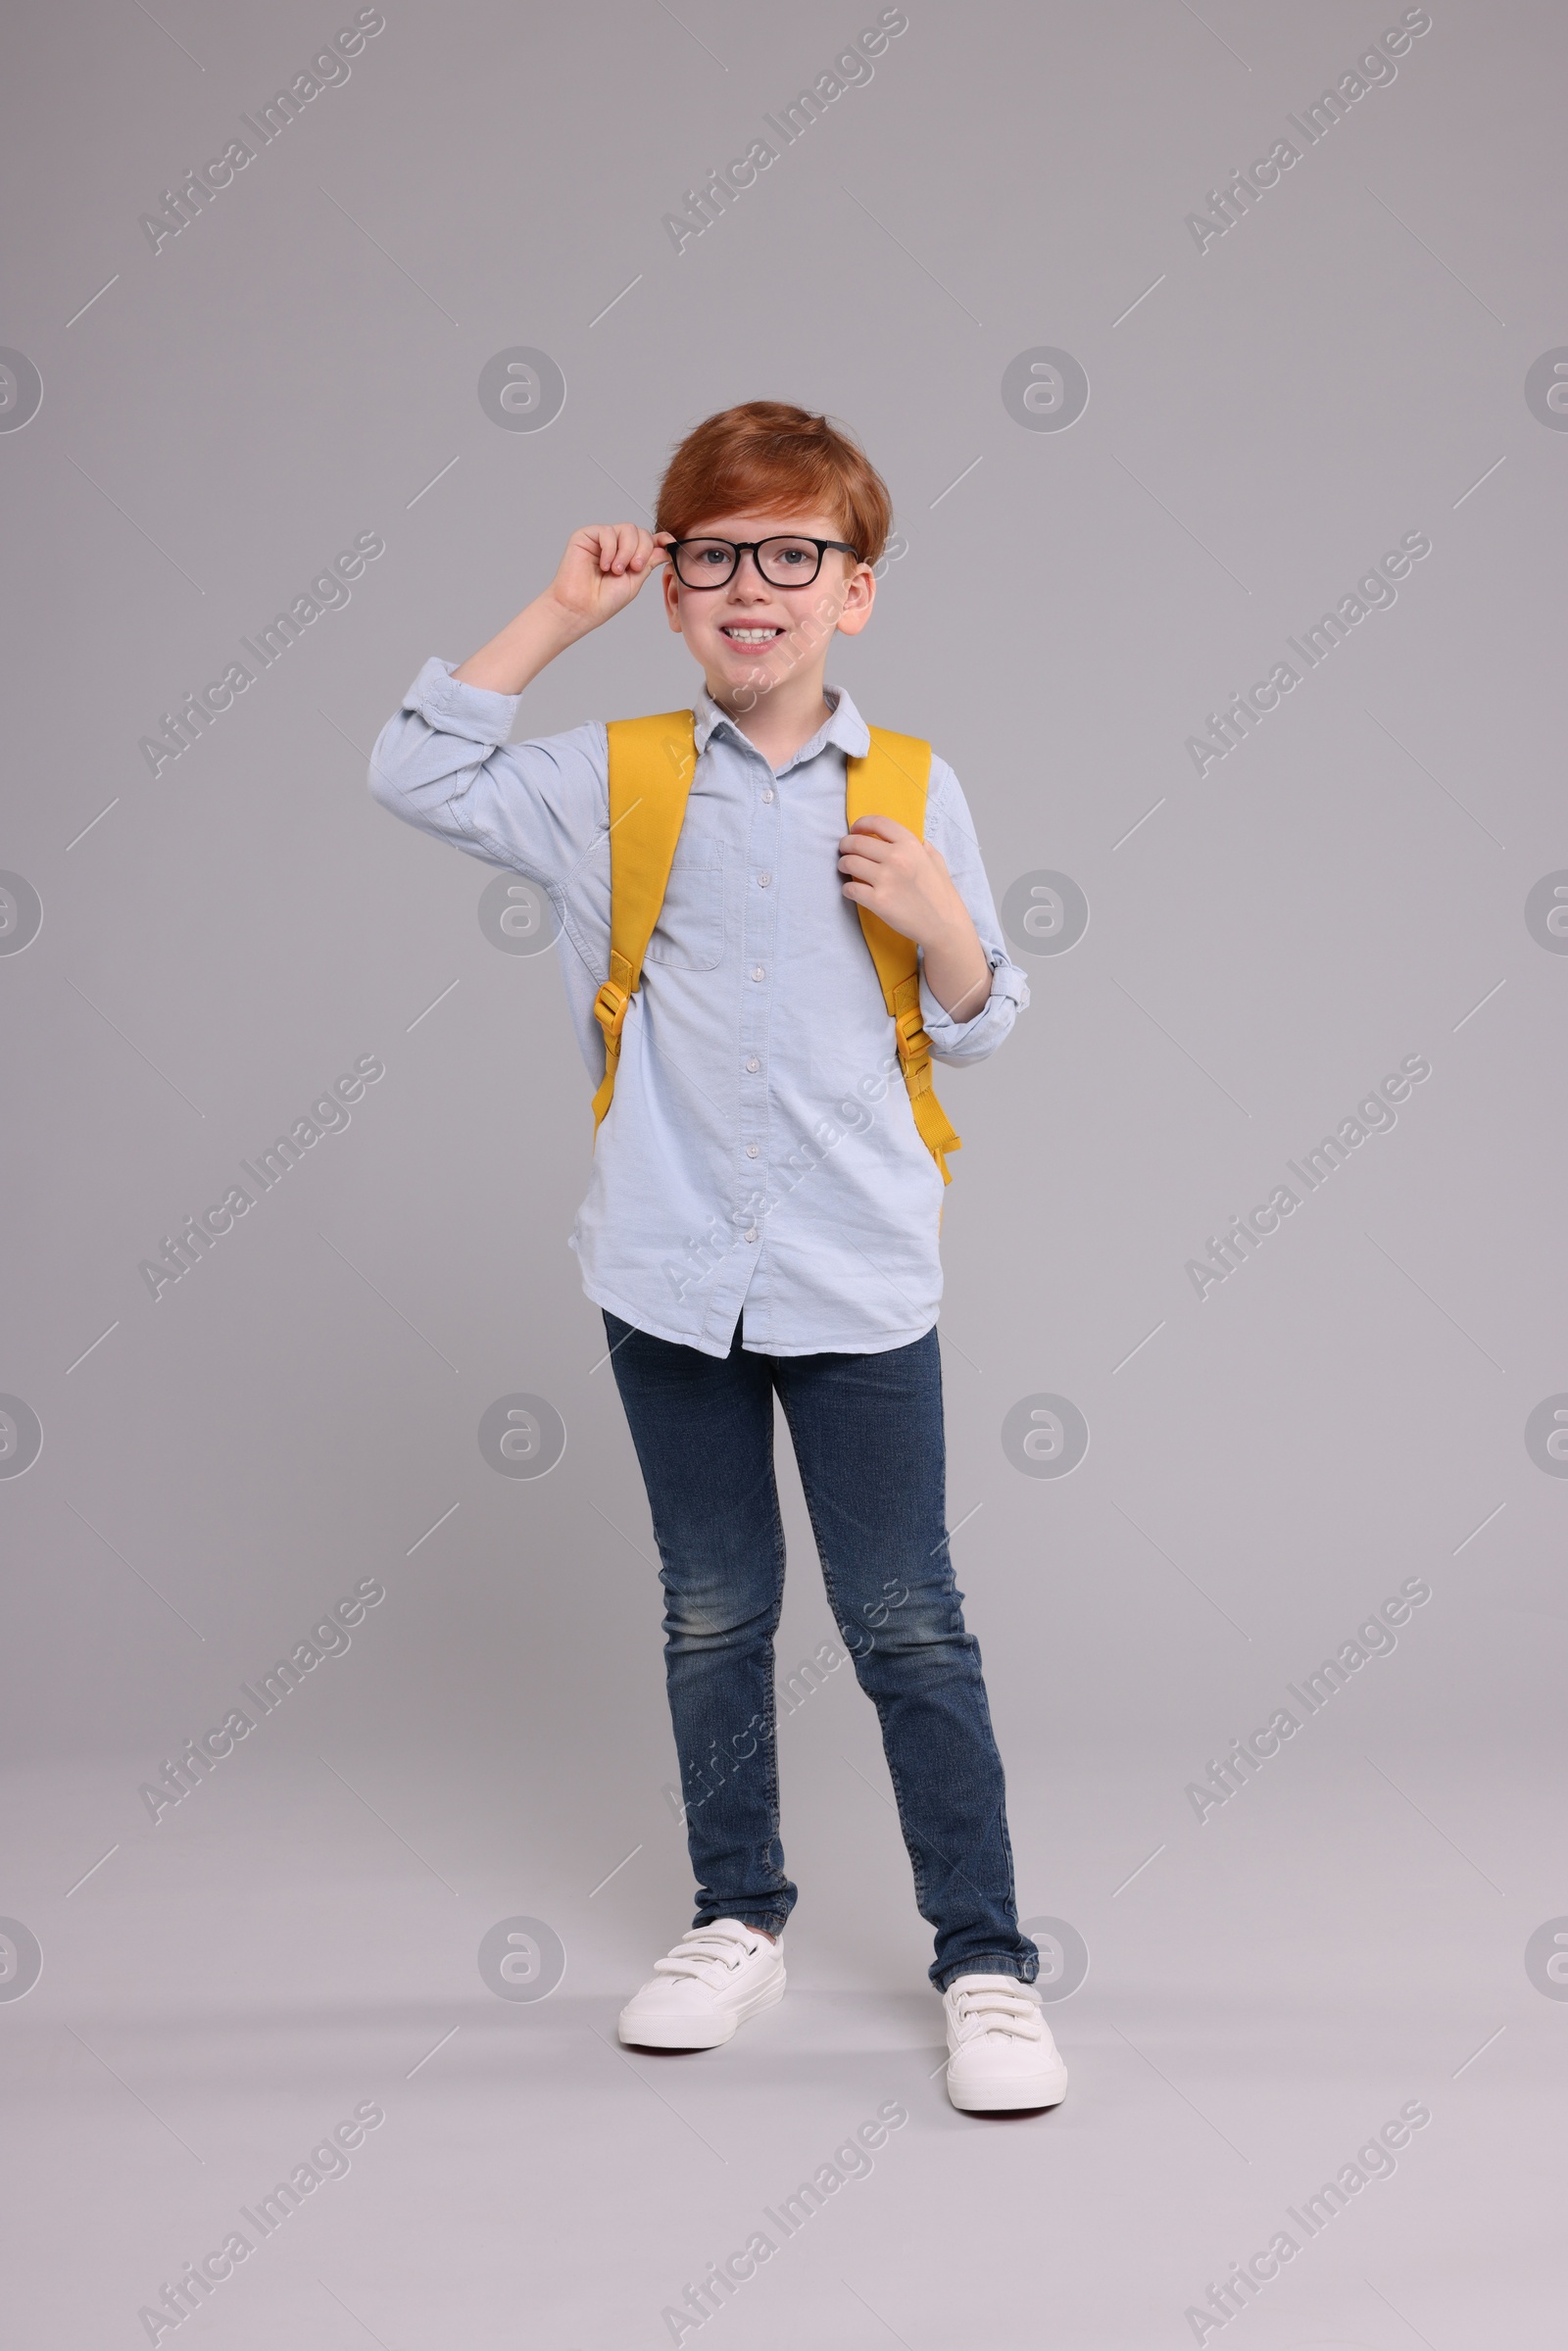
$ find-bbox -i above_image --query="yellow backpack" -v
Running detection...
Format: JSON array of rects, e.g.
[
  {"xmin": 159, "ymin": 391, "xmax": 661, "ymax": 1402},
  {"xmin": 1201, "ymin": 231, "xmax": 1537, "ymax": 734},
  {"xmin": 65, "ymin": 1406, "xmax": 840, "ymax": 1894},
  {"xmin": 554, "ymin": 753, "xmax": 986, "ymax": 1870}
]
[{"xmin": 590, "ymin": 710, "xmax": 962, "ymax": 1181}]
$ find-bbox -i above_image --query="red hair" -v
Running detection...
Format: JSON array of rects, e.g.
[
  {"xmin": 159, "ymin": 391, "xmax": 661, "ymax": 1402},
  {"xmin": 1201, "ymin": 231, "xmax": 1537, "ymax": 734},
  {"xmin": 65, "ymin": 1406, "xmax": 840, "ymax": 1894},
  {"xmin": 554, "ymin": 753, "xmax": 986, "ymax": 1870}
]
[{"xmin": 655, "ymin": 400, "xmax": 892, "ymax": 568}]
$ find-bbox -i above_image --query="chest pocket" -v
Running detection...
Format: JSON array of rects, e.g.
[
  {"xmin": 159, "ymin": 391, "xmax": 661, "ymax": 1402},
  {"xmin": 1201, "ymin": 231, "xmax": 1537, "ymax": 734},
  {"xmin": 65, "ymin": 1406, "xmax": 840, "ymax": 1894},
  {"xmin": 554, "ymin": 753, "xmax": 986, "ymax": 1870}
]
[{"xmin": 643, "ymin": 831, "xmax": 726, "ymax": 971}]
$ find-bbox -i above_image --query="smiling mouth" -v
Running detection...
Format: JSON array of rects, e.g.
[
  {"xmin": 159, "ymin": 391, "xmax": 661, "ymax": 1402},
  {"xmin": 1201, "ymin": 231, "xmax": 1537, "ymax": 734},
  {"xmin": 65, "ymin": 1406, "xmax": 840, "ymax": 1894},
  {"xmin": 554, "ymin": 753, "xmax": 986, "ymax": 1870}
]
[{"xmin": 720, "ymin": 625, "xmax": 785, "ymax": 644}]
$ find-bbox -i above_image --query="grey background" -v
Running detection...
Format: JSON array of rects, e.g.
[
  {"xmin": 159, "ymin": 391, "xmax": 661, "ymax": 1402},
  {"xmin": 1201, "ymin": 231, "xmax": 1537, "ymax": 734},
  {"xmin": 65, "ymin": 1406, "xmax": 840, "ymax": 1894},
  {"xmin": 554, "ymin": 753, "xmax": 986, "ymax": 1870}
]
[{"xmin": 3, "ymin": 1, "xmax": 1564, "ymax": 2343}]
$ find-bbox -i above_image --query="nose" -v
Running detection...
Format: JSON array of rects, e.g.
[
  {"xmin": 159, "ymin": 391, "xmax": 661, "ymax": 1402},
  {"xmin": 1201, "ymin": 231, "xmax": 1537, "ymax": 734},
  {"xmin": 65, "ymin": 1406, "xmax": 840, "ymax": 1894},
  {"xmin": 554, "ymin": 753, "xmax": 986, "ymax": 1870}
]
[{"xmin": 727, "ymin": 548, "xmax": 772, "ymax": 594}]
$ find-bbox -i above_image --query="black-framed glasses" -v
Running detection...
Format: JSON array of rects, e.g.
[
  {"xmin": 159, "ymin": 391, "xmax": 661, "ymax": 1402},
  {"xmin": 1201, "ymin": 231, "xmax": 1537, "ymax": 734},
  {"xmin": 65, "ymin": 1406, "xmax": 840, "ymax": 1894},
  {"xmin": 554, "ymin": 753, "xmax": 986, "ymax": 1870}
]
[{"xmin": 666, "ymin": 534, "xmax": 862, "ymax": 589}]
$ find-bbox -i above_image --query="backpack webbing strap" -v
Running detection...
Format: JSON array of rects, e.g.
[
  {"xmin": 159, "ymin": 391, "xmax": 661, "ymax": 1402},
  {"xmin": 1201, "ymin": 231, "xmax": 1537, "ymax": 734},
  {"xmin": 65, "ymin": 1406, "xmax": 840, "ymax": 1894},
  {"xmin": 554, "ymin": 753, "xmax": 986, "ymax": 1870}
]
[
  {"xmin": 591, "ymin": 710, "xmax": 697, "ymax": 1135},
  {"xmin": 845, "ymin": 725, "xmax": 963, "ymax": 1185}
]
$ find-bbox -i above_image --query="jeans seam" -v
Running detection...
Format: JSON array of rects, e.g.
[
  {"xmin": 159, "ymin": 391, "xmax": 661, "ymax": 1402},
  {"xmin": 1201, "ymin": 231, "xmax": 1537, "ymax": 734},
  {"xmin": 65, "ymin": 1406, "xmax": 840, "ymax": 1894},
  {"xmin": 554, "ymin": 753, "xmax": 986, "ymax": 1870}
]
[
  {"xmin": 774, "ymin": 1389, "xmax": 857, "ymax": 1661},
  {"xmin": 757, "ymin": 1477, "xmax": 789, "ymax": 1897},
  {"xmin": 875, "ymin": 1701, "xmax": 930, "ymax": 1909}
]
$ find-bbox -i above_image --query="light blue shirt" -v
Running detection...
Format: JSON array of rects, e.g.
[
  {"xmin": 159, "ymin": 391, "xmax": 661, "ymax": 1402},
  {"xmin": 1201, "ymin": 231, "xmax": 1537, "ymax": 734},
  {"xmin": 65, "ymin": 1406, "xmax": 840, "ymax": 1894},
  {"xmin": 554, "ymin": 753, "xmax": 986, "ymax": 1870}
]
[{"xmin": 368, "ymin": 660, "xmax": 1028, "ymax": 1357}]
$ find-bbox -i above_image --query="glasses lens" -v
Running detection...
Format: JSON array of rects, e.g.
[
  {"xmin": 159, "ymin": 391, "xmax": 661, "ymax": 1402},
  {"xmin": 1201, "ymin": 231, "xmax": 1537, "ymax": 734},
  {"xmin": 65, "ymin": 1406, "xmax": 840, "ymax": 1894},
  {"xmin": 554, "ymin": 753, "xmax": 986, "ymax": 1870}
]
[
  {"xmin": 758, "ymin": 537, "xmax": 823, "ymax": 585},
  {"xmin": 675, "ymin": 538, "xmax": 736, "ymax": 585}
]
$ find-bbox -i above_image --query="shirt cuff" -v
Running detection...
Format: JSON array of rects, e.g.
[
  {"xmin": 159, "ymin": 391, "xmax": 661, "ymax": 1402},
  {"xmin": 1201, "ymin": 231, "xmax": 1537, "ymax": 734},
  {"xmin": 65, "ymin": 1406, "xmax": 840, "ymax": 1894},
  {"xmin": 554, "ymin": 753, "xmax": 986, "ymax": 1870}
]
[
  {"xmin": 403, "ymin": 656, "xmax": 521, "ymax": 746},
  {"xmin": 919, "ymin": 950, "xmax": 1026, "ymax": 1048}
]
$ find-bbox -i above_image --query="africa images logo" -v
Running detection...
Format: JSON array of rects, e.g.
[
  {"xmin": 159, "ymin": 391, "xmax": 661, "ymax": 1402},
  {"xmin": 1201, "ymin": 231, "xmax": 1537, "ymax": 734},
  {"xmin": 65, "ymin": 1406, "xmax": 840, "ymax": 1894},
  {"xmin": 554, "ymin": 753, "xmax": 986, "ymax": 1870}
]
[{"xmin": 1184, "ymin": 1053, "xmax": 1431, "ymax": 1299}]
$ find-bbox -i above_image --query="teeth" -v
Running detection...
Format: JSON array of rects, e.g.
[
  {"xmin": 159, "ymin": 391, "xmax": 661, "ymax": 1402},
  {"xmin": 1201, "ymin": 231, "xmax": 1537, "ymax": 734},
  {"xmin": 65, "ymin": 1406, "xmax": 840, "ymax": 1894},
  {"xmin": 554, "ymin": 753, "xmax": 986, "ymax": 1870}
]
[{"xmin": 723, "ymin": 627, "xmax": 781, "ymax": 642}]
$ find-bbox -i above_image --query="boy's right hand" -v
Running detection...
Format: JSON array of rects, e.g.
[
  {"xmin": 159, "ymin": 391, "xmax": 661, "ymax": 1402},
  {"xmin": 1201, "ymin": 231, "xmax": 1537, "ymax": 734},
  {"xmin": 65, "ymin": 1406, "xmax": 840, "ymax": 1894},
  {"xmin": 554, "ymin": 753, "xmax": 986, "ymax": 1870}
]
[
  {"xmin": 453, "ymin": 525, "xmax": 671, "ymax": 694},
  {"xmin": 545, "ymin": 525, "xmax": 670, "ymax": 634}
]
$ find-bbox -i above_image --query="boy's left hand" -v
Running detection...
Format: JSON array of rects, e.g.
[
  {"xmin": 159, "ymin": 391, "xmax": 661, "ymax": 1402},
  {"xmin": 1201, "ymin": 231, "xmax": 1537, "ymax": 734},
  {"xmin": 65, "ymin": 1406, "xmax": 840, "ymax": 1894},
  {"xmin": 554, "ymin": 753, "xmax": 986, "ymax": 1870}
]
[{"xmin": 837, "ymin": 812, "xmax": 965, "ymax": 947}]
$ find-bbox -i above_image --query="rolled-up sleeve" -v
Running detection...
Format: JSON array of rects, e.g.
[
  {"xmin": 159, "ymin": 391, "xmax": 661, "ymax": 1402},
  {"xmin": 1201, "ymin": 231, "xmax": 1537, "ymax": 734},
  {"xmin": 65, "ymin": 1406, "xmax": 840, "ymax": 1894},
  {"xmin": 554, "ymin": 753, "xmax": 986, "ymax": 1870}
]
[
  {"xmin": 368, "ymin": 657, "xmax": 607, "ymax": 887},
  {"xmin": 918, "ymin": 755, "xmax": 1030, "ymax": 1061}
]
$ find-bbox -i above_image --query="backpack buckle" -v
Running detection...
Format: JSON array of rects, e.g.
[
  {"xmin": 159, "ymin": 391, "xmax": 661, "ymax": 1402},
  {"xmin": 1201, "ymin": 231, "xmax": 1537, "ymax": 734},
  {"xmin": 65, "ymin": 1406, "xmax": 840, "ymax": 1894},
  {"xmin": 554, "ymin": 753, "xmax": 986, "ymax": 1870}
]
[
  {"xmin": 895, "ymin": 1004, "xmax": 930, "ymax": 1077},
  {"xmin": 593, "ymin": 978, "xmax": 631, "ymax": 1038}
]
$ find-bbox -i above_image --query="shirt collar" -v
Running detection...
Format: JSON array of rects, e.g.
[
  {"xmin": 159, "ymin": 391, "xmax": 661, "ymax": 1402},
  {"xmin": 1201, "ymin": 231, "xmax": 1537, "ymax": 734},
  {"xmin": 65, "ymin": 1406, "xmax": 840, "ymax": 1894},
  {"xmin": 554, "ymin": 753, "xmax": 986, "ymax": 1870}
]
[{"xmin": 693, "ymin": 682, "xmax": 871, "ymax": 769}]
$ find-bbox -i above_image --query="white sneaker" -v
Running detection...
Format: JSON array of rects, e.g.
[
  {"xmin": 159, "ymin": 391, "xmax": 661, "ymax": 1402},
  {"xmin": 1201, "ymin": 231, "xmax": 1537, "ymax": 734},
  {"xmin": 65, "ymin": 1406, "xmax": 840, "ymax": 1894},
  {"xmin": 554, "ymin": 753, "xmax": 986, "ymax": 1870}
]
[
  {"xmin": 617, "ymin": 1919, "xmax": 786, "ymax": 2050},
  {"xmin": 943, "ymin": 1972, "xmax": 1068, "ymax": 2112}
]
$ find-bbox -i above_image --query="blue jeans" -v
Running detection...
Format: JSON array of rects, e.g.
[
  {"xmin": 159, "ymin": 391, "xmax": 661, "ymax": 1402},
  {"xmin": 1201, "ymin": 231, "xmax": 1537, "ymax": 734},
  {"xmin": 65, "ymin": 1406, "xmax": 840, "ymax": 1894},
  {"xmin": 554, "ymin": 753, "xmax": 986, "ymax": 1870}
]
[{"xmin": 604, "ymin": 1311, "xmax": 1039, "ymax": 1992}]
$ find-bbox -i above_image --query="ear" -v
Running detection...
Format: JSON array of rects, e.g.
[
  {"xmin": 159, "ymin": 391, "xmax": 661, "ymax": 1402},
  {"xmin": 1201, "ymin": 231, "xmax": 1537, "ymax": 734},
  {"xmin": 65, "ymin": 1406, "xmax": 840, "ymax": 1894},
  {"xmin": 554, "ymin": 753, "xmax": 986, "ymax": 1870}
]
[
  {"xmin": 834, "ymin": 563, "xmax": 876, "ymax": 639},
  {"xmin": 662, "ymin": 563, "xmax": 684, "ymax": 634}
]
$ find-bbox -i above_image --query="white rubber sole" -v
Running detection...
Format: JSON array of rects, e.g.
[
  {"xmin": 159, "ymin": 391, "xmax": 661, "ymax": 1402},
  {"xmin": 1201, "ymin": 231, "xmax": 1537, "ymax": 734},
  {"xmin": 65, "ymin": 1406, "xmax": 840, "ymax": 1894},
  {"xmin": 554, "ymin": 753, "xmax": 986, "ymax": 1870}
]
[
  {"xmin": 617, "ymin": 1967, "xmax": 786, "ymax": 2050},
  {"xmin": 946, "ymin": 2057, "xmax": 1068, "ymax": 2113}
]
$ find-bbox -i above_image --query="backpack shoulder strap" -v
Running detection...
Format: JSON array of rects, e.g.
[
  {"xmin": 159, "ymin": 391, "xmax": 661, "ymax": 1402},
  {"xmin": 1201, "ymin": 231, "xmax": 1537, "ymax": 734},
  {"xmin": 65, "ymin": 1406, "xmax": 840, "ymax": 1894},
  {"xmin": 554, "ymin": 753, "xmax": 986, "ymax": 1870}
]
[
  {"xmin": 592, "ymin": 710, "xmax": 697, "ymax": 1134},
  {"xmin": 844, "ymin": 725, "xmax": 963, "ymax": 1184}
]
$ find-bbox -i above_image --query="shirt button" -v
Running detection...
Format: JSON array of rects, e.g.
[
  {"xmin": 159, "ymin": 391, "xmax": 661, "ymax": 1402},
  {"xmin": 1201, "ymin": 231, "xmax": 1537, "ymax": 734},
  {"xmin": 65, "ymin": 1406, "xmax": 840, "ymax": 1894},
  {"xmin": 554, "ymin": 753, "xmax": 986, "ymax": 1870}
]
[
  {"xmin": 757, "ymin": 871, "xmax": 772, "ymax": 887},
  {"xmin": 760, "ymin": 788, "xmax": 775, "ymax": 803},
  {"xmin": 744, "ymin": 1228, "xmax": 759, "ymax": 1243},
  {"xmin": 751, "ymin": 964, "xmax": 765, "ymax": 981},
  {"xmin": 746, "ymin": 1143, "xmax": 760, "ymax": 1158},
  {"xmin": 745, "ymin": 1056, "xmax": 760, "ymax": 1072}
]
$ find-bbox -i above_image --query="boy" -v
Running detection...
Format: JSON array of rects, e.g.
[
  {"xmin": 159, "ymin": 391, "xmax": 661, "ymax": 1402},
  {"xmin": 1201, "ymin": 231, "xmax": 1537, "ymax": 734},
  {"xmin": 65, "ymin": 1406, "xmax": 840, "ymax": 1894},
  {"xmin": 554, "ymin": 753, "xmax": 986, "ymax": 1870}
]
[{"xmin": 368, "ymin": 401, "xmax": 1064, "ymax": 2113}]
